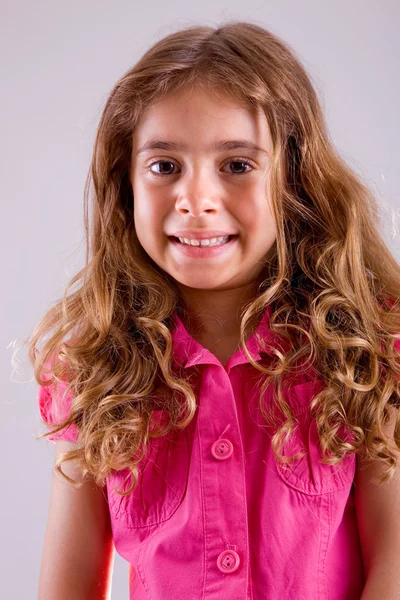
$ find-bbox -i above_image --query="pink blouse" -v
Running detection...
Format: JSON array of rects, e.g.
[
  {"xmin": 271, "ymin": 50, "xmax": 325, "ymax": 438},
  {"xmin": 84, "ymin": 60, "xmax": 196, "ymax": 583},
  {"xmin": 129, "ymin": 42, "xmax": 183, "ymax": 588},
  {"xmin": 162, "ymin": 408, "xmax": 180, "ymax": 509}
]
[{"xmin": 38, "ymin": 305, "xmax": 365, "ymax": 599}]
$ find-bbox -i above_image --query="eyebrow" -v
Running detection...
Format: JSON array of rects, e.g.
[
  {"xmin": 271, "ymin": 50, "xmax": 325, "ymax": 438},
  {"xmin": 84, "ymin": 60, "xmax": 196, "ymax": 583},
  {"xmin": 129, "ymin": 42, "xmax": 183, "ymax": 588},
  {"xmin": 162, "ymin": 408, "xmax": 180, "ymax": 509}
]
[{"xmin": 136, "ymin": 139, "xmax": 269, "ymax": 156}]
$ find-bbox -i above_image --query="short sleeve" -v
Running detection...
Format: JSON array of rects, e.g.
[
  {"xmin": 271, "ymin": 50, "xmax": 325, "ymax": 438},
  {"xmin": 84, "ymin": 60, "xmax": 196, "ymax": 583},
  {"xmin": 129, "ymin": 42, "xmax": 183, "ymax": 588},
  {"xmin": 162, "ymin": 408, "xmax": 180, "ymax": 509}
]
[{"xmin": 38, "ymin": 379, "xmax": 80, "ymax": 443}]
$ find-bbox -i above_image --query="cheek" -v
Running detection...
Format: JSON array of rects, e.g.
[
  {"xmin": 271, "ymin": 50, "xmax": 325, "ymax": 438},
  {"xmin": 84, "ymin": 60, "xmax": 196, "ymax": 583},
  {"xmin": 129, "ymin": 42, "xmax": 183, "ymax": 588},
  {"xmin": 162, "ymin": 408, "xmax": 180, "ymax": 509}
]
[
  {"xmin": 134, "ymin": 189, "xmax": 164, "ymax": 231},
  {"xmin": 240, "ymin": 195, "xmax": 276, "ymax": 253},
  {"xmin": 238, "ymin": 197, "xmax": 274, "ymax": 234},
  {"xmin": 133, "ymin": 194, "xmax": 170, "ymax": 258}
]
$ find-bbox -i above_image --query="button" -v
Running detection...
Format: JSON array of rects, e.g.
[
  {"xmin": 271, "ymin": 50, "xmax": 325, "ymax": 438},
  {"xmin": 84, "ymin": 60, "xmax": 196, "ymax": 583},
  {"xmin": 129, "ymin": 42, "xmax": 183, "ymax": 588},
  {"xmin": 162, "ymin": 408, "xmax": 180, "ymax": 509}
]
[
  {"xmin": 211, "ymin": 438, "xmax": 233, "ymax": 460},
  {"xmin": 217, "ymin": 549, "xmax": 241, "ymax": 573}
]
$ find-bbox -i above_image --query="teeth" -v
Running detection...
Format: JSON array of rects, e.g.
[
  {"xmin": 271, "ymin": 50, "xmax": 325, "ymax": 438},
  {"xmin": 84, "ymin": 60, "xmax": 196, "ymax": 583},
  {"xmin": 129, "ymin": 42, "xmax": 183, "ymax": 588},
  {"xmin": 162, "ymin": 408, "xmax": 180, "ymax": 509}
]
[{"xmin": 178, "ymin": 236, "xmax": 230, "ymax": 247}]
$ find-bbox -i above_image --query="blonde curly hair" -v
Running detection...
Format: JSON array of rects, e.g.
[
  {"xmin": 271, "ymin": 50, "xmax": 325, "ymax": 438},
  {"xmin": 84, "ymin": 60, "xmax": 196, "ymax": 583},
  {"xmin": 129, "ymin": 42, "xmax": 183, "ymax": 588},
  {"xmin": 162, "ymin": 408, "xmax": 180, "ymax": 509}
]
[{"xmin": 29, "ymin": 21, "xmax": 400, "ymax": 494}]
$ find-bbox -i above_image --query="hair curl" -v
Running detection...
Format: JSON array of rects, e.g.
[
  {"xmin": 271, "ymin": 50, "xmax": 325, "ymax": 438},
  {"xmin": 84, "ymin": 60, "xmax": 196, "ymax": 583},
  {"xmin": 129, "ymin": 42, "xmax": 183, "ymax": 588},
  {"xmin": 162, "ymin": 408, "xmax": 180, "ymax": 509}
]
[{"xmin": 28, "ymin": 20, "xmax": 400, "ymax": 493}]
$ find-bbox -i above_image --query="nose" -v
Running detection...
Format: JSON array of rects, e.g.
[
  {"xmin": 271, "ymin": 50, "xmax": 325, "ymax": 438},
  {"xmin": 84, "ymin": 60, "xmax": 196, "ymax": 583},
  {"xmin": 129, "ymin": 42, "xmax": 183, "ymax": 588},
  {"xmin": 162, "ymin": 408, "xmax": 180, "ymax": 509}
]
[{"xmin": 174, "ymin": 169, "xmax": 220, "ymax": 216}]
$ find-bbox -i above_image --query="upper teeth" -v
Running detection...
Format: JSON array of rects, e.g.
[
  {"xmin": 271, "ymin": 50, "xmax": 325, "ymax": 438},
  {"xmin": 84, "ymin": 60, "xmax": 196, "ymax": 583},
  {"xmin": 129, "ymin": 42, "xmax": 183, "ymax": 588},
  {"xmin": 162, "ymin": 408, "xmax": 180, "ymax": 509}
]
[{"xmin": 178, "ymin": 236, "xmax": 230, "ymax": 247}]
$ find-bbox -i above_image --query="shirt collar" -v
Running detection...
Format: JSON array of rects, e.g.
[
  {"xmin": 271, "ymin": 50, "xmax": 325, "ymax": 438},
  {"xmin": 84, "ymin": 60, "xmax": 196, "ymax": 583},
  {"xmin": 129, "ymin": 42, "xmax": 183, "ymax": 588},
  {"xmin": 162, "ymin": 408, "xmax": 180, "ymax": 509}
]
[{"xmin": 171, "ymin": 304, "xmax": 282, "ymax": 371}]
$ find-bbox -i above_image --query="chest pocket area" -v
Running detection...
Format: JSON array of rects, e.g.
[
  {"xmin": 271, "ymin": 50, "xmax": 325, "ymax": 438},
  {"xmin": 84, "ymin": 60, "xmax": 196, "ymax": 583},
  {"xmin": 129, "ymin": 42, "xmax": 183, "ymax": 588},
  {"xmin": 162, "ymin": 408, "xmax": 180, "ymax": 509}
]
[
  {"xmin": 107, "ymin": 412, "xmax": 190, "ymax": 528},
  {"xmin": 275, "ymin": 380, "xmax": 356, "ymax": 495}
]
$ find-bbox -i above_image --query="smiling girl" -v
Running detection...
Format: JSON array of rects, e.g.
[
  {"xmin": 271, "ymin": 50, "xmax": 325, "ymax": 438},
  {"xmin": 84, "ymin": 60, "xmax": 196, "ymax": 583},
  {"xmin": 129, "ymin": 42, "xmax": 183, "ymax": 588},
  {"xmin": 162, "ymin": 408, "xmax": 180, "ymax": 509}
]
[
  {"xmin": 31, "ymin": 21, "xmax": 400, "ymax": 600},
  {"xmin": 132, "ymin": 85, "xmax": 277, "ymax": 364}
]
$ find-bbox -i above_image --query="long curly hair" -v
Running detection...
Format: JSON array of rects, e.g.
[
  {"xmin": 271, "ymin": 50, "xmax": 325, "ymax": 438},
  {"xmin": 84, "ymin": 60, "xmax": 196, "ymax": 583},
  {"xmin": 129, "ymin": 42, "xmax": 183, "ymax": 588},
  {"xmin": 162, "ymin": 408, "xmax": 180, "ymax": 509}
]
[{"xmin": 29, "ymin": 21, "xmax": 400, "ymax": 493}]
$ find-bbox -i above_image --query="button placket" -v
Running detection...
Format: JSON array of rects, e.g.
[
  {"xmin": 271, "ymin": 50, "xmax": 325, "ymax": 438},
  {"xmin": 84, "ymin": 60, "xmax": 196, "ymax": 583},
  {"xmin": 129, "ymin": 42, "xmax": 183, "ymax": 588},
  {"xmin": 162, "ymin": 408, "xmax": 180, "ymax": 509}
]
[{"xmin": 199, "ymin": 368, "xmax": 249, "ymax": 598}]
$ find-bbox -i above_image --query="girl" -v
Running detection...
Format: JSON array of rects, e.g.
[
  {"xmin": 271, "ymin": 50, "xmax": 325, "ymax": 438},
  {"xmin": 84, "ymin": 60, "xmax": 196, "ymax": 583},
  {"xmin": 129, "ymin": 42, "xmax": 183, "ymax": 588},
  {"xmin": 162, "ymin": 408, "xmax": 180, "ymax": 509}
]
[{"xmin": 30, "ymin": 21, "xmax": 400, "ymax": 600}]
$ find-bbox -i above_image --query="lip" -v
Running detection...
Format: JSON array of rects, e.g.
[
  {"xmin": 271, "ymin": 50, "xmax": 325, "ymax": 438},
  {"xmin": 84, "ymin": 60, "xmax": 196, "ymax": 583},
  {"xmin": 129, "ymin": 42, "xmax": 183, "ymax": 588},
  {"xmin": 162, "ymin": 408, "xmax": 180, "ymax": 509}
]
[
  {"xmin": 169, "ymin": 230, "xmax": 237, "ymax": 240},
  {"xmin": 169, "ymin": 234, "xmax": 238, "ymax": 258}
]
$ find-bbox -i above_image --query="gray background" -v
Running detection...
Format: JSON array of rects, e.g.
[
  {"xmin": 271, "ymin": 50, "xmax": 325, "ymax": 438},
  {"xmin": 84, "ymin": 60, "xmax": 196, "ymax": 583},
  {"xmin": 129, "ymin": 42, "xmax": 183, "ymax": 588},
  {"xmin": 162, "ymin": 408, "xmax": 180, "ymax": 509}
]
[{"xmin": 1, "ymin": 0, "xmax": 398, "ymax": 598}]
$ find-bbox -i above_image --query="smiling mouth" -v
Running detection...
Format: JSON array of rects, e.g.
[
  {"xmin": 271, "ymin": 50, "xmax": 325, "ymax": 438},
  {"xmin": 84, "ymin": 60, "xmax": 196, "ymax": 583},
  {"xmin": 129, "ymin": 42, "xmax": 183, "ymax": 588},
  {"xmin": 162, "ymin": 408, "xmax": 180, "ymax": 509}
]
[{"xmin": 168, "ymin": 235, "xmax": 239, "ymax": 248}]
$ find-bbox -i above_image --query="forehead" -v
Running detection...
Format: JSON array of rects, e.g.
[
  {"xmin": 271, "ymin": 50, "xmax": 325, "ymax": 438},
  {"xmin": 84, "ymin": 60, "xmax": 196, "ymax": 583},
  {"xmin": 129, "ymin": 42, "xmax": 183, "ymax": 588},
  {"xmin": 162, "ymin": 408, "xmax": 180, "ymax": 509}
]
[{"xmin": 132, "ymin": 86, "xmax": 272, "ymax": 152}]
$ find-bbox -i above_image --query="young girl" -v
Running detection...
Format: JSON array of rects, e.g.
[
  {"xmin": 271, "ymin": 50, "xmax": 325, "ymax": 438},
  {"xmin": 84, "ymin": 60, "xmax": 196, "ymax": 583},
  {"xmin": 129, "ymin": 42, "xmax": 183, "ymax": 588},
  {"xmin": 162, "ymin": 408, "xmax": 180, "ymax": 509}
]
[{"xmin": 31, "ymin": 21, "xmax": 400, "ymax": 600}]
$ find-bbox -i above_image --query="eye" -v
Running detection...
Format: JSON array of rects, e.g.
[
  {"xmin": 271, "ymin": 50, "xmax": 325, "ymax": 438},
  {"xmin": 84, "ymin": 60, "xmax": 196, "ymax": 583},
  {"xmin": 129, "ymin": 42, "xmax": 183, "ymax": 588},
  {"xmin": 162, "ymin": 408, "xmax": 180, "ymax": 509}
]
[
  {"xmin": 148, "ymin": 161, "xmax": 178, "ymax": 176},
  {"xmin": 147, "ymin": 158, "xmax": 255, "ymax": 177},
  {"xmin": 222, "ymin": 158, "xmax": 254, "ymax": 175}
]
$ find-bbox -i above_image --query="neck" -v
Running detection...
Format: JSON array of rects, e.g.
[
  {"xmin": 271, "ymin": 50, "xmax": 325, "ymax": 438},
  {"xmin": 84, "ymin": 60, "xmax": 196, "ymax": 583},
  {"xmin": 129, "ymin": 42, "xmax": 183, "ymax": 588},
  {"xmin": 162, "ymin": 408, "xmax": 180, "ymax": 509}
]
[{"xmin": 177, "ymin": 278, "xmax": 263, "ymax": 341}]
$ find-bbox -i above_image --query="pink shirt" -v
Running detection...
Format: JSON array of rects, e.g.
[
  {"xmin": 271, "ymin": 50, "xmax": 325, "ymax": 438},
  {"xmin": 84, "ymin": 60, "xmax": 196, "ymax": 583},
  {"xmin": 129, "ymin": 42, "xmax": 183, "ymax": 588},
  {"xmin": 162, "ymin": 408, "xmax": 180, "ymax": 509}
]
[{"xmin": 38, "ymin": 305, "xmax": 365, "ymax": 599}]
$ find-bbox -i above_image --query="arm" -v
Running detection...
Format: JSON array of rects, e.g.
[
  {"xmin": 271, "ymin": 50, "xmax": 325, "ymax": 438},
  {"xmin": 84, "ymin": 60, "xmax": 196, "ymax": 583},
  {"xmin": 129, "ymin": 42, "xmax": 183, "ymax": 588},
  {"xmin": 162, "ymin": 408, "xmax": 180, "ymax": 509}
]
[
  {"xmin": 38, "ymin": 440, "xmax": 115, "ymax": 599},
  {"xmin": 354, "ymin": 407, "xmax": 400, "ymax": 600}
]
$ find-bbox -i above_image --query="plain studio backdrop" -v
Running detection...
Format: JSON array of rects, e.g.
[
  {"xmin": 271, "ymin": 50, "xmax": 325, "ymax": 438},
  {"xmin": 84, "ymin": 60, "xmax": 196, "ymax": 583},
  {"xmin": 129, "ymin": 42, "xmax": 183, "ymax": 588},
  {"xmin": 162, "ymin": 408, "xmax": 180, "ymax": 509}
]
[{"xmin": 1, "ymin": 0, "xmax": 398, "ymax": 597}]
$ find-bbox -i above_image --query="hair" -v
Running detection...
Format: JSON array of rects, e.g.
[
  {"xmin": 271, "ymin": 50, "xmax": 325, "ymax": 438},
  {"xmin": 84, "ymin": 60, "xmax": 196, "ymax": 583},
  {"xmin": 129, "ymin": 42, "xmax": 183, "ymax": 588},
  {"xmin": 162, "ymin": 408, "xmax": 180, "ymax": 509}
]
[{"xmin": 29, "ymin": 20, "xmax": 400, "ymax": 493}]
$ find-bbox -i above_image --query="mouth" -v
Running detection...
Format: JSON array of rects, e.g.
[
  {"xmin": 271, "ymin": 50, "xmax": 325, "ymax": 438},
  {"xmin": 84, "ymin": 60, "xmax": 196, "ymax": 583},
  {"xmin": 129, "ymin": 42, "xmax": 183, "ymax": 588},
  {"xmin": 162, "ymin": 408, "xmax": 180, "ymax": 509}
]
[
  {"xmin": 168, "ymin": 234, "xmax": 239, "ymax": 257},
  {"xmin": 168, "ymin": 235, "xmax": 239, "ymax": 248}
]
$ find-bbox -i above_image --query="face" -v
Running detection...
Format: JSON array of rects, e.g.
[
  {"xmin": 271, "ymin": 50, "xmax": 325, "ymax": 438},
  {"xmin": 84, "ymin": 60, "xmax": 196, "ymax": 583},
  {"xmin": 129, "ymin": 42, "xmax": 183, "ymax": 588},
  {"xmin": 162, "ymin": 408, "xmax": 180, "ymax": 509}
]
[{"xmin": 130, "ymin": 85, "xmax": 277, "ymax": 293}]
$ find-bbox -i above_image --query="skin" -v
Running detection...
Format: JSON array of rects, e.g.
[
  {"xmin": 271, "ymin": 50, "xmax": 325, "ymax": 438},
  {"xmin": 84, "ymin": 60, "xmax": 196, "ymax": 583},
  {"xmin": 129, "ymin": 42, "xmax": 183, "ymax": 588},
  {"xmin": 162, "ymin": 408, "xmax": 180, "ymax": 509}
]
[{"xmin": 130, "ymin": 85, "xmax": 277, "ymax": 360}]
